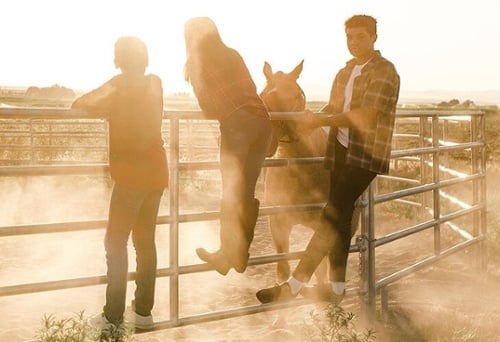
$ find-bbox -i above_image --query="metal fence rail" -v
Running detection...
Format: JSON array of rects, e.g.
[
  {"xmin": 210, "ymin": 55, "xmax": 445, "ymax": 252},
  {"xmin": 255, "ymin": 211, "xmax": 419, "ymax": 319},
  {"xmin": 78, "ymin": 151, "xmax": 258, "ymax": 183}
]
[
  {"xmin": 0, "ymin": 107, "xmax": 487, "ymax": 329},
  {"xmin": 360, "ymin": 109, "xmax": 486, "ymax": 316}
]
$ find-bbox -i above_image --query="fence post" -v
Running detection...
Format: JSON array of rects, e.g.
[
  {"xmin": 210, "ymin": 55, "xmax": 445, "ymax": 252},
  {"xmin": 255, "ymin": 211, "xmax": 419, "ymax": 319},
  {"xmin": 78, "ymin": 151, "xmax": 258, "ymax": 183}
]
[
  {"xmin": 420, "ymin": 114, "xmax": 429, "ymax": 219},
  {"xmin": 471, "ymin": 113, "xmax": 487, "ymax": 272},
  {"xmin": 432, "ymin": 115, "xmax": 441, "ymax": 255},
  {"xmin": 366, "ymin": 181, "xmax": 377, "ymax": 319},
  {"xmin": 168, "ymin": 114, "xmax": 180, "ymax": 324}
]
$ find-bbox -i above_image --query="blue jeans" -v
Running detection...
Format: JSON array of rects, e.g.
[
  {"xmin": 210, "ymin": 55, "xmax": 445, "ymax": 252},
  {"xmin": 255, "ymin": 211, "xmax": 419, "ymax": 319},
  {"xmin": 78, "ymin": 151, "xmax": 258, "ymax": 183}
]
[{"xmin": 103, "ymin": 183, "xmax": 164, "ymax": 324}]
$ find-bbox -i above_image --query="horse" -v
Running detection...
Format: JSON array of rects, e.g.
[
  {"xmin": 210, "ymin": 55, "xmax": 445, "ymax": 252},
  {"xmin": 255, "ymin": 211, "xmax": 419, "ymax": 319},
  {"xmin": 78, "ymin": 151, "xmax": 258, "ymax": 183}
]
[{"xmin": 260, "ymin": 60, "xmax": 330, "ymax": 283}]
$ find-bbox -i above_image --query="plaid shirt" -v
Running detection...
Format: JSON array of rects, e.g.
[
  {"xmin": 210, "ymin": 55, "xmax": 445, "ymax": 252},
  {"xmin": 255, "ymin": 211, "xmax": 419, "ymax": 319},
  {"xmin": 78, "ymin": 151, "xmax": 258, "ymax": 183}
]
[
  {"xmin": 190, "ymin": 48, "xmax": 268, "ymax": 122},
  {"xmin": 322, "ymin": 51, "xmax": 400, "ymax": 174},
  {"xmin": 71, "ymin": 74, "xmax": 169, "ymax": 190}
]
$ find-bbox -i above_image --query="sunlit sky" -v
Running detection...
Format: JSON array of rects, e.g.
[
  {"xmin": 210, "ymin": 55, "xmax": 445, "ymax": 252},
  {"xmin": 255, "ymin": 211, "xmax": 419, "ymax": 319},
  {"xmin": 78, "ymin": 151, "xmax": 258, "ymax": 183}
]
[{"xmin": 1, "ymin": 0, "xmax": 499, "ymax": 101}]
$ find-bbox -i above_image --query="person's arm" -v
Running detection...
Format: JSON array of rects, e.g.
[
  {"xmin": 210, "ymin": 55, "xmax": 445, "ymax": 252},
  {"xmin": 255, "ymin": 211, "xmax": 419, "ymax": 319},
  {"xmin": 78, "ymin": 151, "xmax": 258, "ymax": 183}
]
[
  {"xmin": 301, "ymin": 107, "xmax": 378, "ymax": 130},
  {"xmin": 71, "ymin": 78, "xmax": 116, "ymax": 113}
]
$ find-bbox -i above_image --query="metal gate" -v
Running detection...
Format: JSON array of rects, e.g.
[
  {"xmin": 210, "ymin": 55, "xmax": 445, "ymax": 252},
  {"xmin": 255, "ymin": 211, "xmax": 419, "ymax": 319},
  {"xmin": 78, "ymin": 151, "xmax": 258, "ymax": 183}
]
[{"xmin": 0, "ymin": 107, "xmax": 487, "ymax": 331}]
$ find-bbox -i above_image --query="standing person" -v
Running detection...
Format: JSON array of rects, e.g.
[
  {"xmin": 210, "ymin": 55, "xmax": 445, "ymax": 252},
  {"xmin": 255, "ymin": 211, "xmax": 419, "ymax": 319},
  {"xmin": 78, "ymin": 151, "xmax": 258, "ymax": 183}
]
[
  {"xmin": 184, "ymin": 17, "xmax": 272, "ymax": 275},
  {"xmin": 71, "ymin": 36, "xmax": 168, "ymax": 329},
  {"xmin": 256, "ymin": 14, "xmax": 400, "ymax": 304}
]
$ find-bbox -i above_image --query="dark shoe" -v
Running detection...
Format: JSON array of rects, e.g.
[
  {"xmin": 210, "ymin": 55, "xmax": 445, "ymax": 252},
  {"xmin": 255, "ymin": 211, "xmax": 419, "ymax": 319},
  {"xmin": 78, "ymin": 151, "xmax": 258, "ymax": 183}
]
[
  {"xmin": 196, "ymin": 248, "xmax": 231, "ymax": 275},
  {"xmin": 256, "ymin": 282, "xmax": 296, "ymax": 304},
  {"xmin": 300, "ymin": 283, "xmax": 345, "ymax": 304}
]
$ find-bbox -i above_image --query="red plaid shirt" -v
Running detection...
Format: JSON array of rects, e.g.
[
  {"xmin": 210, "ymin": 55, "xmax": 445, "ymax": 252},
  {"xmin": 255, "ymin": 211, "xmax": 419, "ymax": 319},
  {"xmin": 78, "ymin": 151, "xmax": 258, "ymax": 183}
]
[
  {"xmin": 322, "ymin": 51, "xmax": 400, "ymax": 174},
  {"xmin": 189, "ymin": 48, "xmax": 268, "ymax": 122}
]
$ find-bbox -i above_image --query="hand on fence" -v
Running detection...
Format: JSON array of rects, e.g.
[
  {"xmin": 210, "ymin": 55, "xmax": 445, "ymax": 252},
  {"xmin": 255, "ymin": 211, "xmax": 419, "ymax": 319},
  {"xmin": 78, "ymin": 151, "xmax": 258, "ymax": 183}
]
[{"xmin": 296, "ymin": 109, "xmax": 322, "ymax": 134}]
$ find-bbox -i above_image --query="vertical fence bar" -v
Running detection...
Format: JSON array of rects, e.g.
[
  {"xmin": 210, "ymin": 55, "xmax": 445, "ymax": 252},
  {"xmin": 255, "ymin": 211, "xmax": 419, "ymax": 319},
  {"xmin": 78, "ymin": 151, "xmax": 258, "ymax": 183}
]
[
  {"xmin": 358, "ymin": 187, "xmax": 369, "ymax": 318},
  {"xmin": 432, "ymin": 115, "xmax": 441, "ymax": 255},
  {"xmin": 366, "ymin": 181, "xmax": 377, "ymax": 318},
  {"xmin": 168, "ymin": 114, "xmax": 180, "ymax": 323},
  {"xmin": 420, "ymin": 115, "xmax": 429, "ymax": 218},
  {"xmin": 471, "ymin": 115, "xmax": 479, "ymax": 268},
  {"xmin": 472, "ymin": 114, "xmax": 487, "ymax": 271},
  {"xmin": 480, "ymin": 114, "xmax": 488, "ymax": 272},
  {"xmin": 480, "ymin": 114, "xmax": 487, "ymax": 271}
]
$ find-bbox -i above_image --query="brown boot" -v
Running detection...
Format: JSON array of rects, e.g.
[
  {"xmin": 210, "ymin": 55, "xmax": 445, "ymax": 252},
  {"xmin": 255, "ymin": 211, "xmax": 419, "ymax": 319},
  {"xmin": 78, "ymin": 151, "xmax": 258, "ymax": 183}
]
[
  {"xmin": 234, "ymin": 198, "xmax": 260, "ymax": 273},
  {"xmin": 196, "ymin": 200, "xmax": 242, "ymax": 275},
  {"xmin": 195, "ymin": 248, "xmax": 231, "ymax": 276}
]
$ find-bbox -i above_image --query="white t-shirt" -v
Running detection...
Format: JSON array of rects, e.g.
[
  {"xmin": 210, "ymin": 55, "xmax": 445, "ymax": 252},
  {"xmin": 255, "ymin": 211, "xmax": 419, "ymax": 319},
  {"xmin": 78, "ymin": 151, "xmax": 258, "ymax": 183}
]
[{"xmin": 337, "ymin": 61, "xmax": 369, "ymax": 147}]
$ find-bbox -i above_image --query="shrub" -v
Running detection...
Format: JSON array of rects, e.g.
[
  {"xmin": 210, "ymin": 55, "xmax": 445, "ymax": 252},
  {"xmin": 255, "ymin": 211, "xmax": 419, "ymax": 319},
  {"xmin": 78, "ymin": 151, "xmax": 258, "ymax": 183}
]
[
  {"xmin": 35, "ymin": 311, "xmax": 134, "ymax": 342},
  {"xmin": 302, "ymin": 304, "xmax": 376, "ymax": 342}
]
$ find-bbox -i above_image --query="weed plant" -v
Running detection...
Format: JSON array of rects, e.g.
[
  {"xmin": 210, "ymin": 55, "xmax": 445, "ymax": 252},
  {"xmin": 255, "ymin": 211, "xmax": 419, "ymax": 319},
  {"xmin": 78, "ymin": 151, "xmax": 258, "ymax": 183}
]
[
  {"xmin": 302, "ymin": 304, "xmax": 376, "ymax": 342},
  {"xmin": 35, "ymin": 311, "xmax": 134, "ymax": 342}
]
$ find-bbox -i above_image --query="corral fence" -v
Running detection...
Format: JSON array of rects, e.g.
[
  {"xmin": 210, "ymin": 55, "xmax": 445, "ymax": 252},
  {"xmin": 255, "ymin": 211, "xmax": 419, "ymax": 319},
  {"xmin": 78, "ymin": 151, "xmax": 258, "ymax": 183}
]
[{"xmin": 0, "ymin": 107, "xmax": 487, "ymax": 329}]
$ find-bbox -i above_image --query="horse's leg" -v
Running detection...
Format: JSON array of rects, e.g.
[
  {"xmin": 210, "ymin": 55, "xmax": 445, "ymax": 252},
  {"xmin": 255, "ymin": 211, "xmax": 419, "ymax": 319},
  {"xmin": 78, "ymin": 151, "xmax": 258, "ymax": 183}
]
[{"xmin": 270, "ymin": 213, "xmax": 292, "ymax": 283}]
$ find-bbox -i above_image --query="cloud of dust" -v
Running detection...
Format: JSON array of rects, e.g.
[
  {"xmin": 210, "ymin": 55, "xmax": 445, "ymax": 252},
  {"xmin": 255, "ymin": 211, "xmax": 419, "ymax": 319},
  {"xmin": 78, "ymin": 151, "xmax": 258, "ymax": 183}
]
[
  {"xmin": 0, "ymin": 174, "xmax": 111, "ymax": 226},
  {"xmin": 0, "ymin": 174, "xmax": 112, "ymax": 282},
  {"xmin": 379, "ymin": 254, "xmax": 500, "ymax": 341},
  {"xmin": 0, "ymin": 174, "xmax": 114, "ymax": 340}
]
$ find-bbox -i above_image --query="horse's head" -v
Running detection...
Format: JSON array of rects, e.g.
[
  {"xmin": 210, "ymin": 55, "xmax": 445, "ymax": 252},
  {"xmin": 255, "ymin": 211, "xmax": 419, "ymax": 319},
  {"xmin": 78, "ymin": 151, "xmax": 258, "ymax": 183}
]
[{"xmin": 260, "ymin": 60, "xmax": 306, "ymax": 157}]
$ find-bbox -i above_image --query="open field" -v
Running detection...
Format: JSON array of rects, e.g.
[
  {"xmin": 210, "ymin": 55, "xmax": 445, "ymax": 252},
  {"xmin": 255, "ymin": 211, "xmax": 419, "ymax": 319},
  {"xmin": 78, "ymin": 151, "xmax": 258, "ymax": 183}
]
[{"xmin": 1, "ymin": 95, "xmax": 500, "ymax": 341}]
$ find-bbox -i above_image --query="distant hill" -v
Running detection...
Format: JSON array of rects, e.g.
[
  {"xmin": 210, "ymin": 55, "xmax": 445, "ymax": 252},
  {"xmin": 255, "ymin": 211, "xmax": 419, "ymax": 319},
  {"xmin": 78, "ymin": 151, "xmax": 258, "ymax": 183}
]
[
  {"xmin": 399, "ymin": 90, "xmax": 500, "ymax": 106},
  {"xmin": 25, "ymin": 84, "xmax": 75, "ymax": 99}
]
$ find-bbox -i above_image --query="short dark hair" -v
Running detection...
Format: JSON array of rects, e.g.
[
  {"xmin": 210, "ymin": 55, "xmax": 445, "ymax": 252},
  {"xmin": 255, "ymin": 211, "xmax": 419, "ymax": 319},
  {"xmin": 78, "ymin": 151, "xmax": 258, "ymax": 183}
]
[
  {"xmin": 114, "ymin": 36, "xmax": 149, "ymax": 71},
  {"xmin": 345, "ymin": 15, "xmax": 377, "ymax": 36}
]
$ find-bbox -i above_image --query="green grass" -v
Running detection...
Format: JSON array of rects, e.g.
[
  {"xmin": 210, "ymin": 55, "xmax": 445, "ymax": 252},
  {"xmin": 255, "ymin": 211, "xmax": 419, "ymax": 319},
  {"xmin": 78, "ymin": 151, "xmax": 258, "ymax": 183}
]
[{"xmin": 35, "ymin": 311, "xmax": 134, "ymax": 342}]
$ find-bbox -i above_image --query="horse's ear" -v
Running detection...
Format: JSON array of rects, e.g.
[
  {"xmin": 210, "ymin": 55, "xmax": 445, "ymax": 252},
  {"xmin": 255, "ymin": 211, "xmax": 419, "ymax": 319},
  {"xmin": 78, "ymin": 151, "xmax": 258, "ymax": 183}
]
[
  {"xmin": 290, "ymin": 60, "xmax": 304, "ymax": 80},
  {"xmin": 263, "ymin": 61, "xmax": 273, "ymax": 80}
]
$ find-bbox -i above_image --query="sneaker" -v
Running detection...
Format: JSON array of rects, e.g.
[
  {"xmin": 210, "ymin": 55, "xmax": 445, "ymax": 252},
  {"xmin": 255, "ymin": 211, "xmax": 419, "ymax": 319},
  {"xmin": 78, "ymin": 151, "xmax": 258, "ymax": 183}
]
[
  {"xmin": 89, "ymin": 312, "xmax": 111, "ymax": 329},
  {"xmin": 300, "ymin": 283, "xmax": 345, "ymax": 304},
  {"xmin": 125, "ymin": 308, "xmax": 154, "ymax": 330},
  {"xmin": 256, "ymin": 282, "xmax": 296, "ymax": 304}
]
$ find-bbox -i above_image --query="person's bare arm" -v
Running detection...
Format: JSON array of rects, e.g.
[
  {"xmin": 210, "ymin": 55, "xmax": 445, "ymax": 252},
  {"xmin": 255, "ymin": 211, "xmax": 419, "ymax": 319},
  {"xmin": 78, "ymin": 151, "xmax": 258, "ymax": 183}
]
[{"xmin": 302, "ymin": 107, "xmax": 378, "ymax": 130}]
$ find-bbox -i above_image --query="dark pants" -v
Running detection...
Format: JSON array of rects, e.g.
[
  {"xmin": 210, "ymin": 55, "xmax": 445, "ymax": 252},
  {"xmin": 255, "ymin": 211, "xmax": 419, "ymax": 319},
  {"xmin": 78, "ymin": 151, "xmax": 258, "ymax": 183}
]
[
  {"xmin": 218, "ymin": 109, "xmax": 272, "ymax": 259},
  {"xmin": 103, "ymin": 183, "xmax": 164, "ymax": 324},
  {"xmin": 220, "ymin": 109, "xmax": 272, "ymax": 204},
  {"xmin": 293, "ymin": 142, "xmax": 376, "ymax": 283}
]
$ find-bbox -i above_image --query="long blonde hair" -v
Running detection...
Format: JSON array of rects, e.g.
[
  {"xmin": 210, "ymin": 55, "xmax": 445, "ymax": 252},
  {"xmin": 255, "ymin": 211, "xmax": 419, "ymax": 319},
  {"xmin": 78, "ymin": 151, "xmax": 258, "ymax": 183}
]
[{"xmin": 183, "ymin": 17, "xmax": 228, "ymax": 84}]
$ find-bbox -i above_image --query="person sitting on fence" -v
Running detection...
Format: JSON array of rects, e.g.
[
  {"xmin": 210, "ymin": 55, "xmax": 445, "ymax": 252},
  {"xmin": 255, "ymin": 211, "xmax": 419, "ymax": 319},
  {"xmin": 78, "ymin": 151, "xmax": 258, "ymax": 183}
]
[
  {"xmin": 71, "ymin": 36, "xmax": 168, "ymax": 330},
  {"xmin": 256, "ymin": 14, "xmax": 400, "ymax": 305},
  {"xmin": 183, "ymin": 17, "xmax": 272, "ymax": 275}
]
